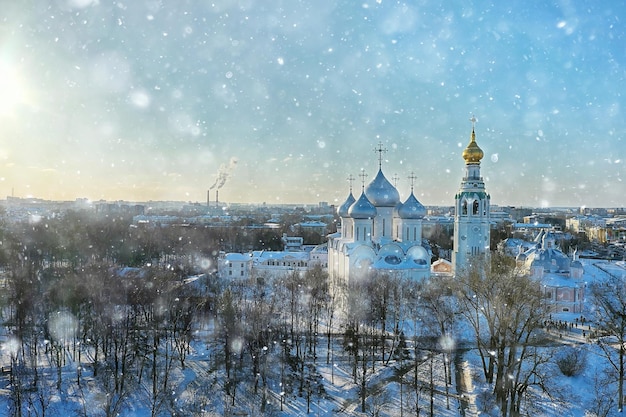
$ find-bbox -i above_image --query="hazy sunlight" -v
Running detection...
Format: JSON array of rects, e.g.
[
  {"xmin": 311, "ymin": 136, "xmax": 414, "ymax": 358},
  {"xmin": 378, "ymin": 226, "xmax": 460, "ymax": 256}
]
[{"xmin": 0, "ymin": 62, "xmax": 26, "ymax": 116}]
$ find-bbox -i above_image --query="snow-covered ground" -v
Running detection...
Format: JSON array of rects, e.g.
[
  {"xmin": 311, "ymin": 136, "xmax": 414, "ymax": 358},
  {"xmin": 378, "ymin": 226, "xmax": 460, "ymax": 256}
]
[
  {"xmin": 1, "ymin": 259, "xmax": 625, "ymax": 416},
  {"xmin": 0, "ymin": 324, "xmax": 616, "ymax": 416}
]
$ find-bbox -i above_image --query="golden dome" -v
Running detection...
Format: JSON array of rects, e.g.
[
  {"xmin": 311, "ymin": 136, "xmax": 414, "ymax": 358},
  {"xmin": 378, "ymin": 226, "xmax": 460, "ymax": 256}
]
[{"xmin": 462, "ymin": 129, "xmax": 484, "ymax": 164}]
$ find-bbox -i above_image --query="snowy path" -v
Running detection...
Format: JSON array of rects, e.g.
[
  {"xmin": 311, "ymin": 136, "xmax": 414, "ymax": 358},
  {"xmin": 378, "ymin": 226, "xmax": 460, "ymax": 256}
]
[{"xmin": 455, "ymin": 351, "xmax": 479, "ymax": 417}]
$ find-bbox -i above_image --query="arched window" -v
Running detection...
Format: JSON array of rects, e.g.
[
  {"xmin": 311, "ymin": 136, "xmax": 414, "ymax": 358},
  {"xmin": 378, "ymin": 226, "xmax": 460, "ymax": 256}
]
[
  {"xmin": 473, "ymin": 200, "xmax": 479, "ymax": 215},
  {"xmin": 462, "ymin": 200, "xmax": 468, "ymax": 215}
]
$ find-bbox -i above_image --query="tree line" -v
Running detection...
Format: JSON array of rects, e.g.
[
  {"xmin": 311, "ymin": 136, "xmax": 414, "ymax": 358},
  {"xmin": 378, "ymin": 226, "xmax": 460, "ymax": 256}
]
[{"xmin": 0, "ymin": 209, "xmax": 327, "ymax": 271}]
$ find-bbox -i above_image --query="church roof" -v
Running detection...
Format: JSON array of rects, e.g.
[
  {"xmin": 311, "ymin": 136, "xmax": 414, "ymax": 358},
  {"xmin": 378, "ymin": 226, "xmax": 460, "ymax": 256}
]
[
  {"xmin": 364, "ymin": 169, "xmax": 400, "ymax": 207},
  {"xmin": 397, "ymin": 191, "xmax": 426, "ymax": 219},
  {"xmin": 223, "ymin": 253, "xmax": 251, "ymax": 262},
  {"xmin": 528, "ymin": 248, "xmax": 572, "ymax": 272},
  {"xmin": 462, "ymin": 128, "xmax": 484, "ymax": 164},
  {"xmin": 337, "ymin": 191, "xmax": 356, "ymax": 218},
  {"xmin": 542, "ymin": 272, "xmax": 583, "ymax": 288},
  {"xmin": 348, "ymin": 191, "xmax": 377, "ymax": 219}
]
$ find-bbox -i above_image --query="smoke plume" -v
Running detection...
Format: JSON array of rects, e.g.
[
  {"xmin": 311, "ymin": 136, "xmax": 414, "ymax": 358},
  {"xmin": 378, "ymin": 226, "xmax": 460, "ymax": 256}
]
[{"xmin": 209, "ymin": 157, "xmax": 238, "ymax": 189}]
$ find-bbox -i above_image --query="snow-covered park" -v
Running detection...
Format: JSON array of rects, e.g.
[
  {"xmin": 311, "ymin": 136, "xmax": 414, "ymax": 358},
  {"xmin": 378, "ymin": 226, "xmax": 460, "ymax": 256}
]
[{"xmin": 1, "ymin": 258, "xmax": 625, "ymax": 416}]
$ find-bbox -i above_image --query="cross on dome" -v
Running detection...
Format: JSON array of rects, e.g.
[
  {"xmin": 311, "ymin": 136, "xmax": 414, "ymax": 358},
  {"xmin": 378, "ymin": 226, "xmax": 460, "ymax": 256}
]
[
  {"xmin": 347, "ymin": 174, "xmax": 355, "ymax": 192},
  {"xmin": 470, "ymin": 114, "xmax": 477, "ymax": 130},
  {"xmin": 392, "ymin": 173, "xmax": 400, "ymax": 188},
  {"xmin": 359, "ymin": 169, "xmax": 368, "ymax": 190},
  {"xmin": 408, "ymin": 171, "xmax": 417, "ymax": 192},
  {"xmin": 463, "ymin": 114, "xmax": 484, "ymax": 164},
  {"xmin": 374, "ymin": 142, "xmax": 388, "ymax": 169}
]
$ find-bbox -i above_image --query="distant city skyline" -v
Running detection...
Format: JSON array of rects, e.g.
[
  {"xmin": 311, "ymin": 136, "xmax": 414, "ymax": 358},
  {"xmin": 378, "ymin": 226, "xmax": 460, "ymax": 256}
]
[{"xmin": 1, "ymin": 1, "xmax": 624, "ymax": 208}]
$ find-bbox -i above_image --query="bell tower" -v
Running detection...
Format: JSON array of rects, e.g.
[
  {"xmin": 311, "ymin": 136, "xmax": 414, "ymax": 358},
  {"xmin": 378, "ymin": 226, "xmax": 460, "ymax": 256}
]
[{"xmin": 452, "ymin": 116, "xmax": 491, "ymax": 274}]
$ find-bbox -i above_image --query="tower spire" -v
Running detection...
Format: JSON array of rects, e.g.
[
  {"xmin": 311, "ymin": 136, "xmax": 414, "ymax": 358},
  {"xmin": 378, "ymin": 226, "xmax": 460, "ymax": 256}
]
[{"xmin": 462, "ymin": 115, "xmax": 484, "ymax": 164}]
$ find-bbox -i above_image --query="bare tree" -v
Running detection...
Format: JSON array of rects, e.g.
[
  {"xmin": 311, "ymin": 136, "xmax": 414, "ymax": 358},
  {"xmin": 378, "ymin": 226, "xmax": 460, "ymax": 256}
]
[
  {"xmin": 342, "ymin": 272, "xmax": 378, "ymax": 413},
  {"xmin": 216, "ymin": 285, "xmax": 245, "ymax": 405},
  {"xmin": 587, "ymin": 371, "xmax": 617, "ymax": 417},
  {"xmin": 366, "ymin": 389, "xmax": 393, "ymax": 417},
  {"xmin": 453, "ymin": 253, "xmax": 550, "ymax": 417},
  {"xmin": 368, "ymin": 272, "xmax": 403, "ymax": 367},
  {"xmin": 303, "ymin": 264, "xmax": 329, "ymax": 364},
  {"xmin": 555, "ymin": 346, "xmax": 587, "ymax": 377},
  {"xmin": 589, "ymin": 273, "xmax": 626, "ymax": 413},
  {"xmin": 94, "ymin": 366, "xmax": 132, "ymax": 417},
  {"xmin": 25, "ymin": 374, "xmax": 54, "ymax": 417},
  {"xmin": 417, "ymin": 277, "xmax": 457, "ymax": 410},
  {"xmin": 240, "ymin": 280, "xmax": 274, "ymax": 399}
]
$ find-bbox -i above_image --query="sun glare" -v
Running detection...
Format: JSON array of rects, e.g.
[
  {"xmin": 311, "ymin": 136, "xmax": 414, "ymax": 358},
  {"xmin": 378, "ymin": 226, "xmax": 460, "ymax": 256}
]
[{"xmin": 0, "ymin": 62, "xmax": 26, "ymax": 115}]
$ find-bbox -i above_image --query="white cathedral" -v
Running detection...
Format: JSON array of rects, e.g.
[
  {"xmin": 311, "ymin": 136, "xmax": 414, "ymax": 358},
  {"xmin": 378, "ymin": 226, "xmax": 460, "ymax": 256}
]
[{"xmin": 328, "ymin": 119, "xmax": 490, "ymax": 283}]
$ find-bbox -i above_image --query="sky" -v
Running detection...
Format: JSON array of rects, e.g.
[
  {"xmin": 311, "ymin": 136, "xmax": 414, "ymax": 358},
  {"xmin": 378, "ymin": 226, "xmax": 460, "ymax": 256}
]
[{"xmin": 0, "ymin": 1, "xmax": 624, "ymax": 208}]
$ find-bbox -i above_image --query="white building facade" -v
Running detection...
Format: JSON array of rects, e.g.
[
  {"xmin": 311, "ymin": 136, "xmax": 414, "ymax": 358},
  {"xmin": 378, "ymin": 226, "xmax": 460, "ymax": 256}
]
[{"xmin": 217, "ymin": 243, "xmax": 328, "ymax": 282}]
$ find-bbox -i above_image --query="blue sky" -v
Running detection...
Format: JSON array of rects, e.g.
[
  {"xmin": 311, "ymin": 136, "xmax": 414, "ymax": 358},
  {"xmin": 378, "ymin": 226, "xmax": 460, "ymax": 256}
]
[{"xmin": 0, "ymin": 1, "xmax": 624, "ymax": 207}]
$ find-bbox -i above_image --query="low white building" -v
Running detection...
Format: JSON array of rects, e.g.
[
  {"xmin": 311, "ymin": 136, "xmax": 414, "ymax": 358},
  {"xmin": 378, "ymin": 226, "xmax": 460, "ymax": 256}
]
[
  {"xmin": 282, "ymin": 234, "xmax": 304, "ymax": 251},
  {"xmin": 217, "ymin": 242, "xmax": 328, "ymax": 282},
  {"xmin": 218, "ymin": 252, "xmax": 253, "ymax": 280},
  {"xmin": 308, "ymin": 244, "xmax": 328, "ymax": 269},
  {"xmin": 249, "ymin": 250, "xmax": 310, "ymax": 280},
  {"xmin": 516, "ymin": 230, "xmax": 585, "ymax": 313}
]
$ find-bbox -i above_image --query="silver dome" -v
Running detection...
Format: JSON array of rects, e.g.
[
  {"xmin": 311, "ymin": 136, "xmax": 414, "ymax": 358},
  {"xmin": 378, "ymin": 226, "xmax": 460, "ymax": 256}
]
[
  {"xmin": 364, "ymin": 169, "xmax": 400, "ymax": 207},
  {"xmin": 349, "ymin": 192, "xmax": 377, "ymax": 219}
]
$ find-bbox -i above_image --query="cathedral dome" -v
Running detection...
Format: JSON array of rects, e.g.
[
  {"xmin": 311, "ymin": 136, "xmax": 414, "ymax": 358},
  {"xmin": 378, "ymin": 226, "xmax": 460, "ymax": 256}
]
[
  {"xmin": 337, "ymin": 192, "xmax": 356, "ymax": 218},
  {"xmin": 398, "ymin": 192, "xmax": 426, "ymax": 219},
  {"xmin": 348, "ymin": 192, "xmax": 377, "ymax": 219},
  {"xmin": 364, "ymin": 169, "xmax": 400, "ymax": 207},
  {"xmin": 462, "ymin": 129, "xmax": 484, "ymax": 164}
]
